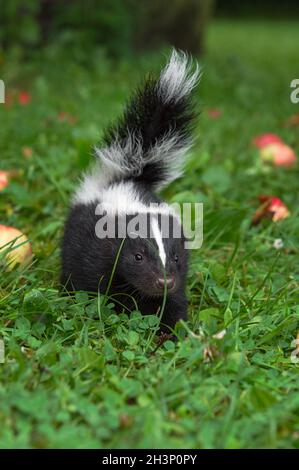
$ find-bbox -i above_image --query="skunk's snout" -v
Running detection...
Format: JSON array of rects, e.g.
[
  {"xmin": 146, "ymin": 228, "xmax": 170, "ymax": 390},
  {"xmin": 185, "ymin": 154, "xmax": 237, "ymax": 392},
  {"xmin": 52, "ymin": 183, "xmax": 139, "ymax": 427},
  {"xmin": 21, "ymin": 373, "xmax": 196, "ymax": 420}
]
[{"xmin": 156, "ymin": 276, "xmax": 175, "ymax": 291}]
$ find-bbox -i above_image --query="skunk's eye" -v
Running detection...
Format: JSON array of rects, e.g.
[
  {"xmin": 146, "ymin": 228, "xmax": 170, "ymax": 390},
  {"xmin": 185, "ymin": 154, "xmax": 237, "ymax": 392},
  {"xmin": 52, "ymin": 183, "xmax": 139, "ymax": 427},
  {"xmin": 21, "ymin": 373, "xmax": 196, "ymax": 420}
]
[
  {"xmin": 174, "ymin": 254, "xmax": 179, "ymax": 263},
  {"xmin": 134, "ymin": 253, "xmax": 143, "ymax": 262}
]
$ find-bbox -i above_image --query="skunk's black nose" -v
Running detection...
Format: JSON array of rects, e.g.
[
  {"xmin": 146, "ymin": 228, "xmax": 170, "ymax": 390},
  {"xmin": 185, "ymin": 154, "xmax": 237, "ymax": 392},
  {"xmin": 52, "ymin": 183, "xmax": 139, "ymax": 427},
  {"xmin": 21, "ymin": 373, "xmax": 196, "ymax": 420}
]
[{"xmin": 157, "ymin": 277, "xmax": 175, "ymax": 290}]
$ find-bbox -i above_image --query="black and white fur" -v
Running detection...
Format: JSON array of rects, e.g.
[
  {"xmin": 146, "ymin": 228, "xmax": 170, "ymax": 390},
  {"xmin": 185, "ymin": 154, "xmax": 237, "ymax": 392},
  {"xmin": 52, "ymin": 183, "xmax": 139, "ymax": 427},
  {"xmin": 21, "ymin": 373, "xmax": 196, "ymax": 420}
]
[{"xmin": 61, "ymin": 50, "xmax": 200, "ymax": 333}]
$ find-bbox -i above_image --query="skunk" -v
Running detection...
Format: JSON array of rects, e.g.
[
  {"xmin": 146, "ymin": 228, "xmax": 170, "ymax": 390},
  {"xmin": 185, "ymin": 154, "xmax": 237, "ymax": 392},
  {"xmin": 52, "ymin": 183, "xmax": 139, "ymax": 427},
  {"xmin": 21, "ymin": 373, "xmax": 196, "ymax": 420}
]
[{"xmin": 61, "ymin": 50, "xmax": 200, "ymax": 334}]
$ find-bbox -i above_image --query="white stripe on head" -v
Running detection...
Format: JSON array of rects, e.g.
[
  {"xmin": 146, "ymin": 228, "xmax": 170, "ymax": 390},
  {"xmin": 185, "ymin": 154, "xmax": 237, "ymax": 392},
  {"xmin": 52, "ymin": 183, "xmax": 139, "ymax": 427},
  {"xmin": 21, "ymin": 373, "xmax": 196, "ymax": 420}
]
[
  {"xmin": 74, "ymin": 176, "xmax": 180, "ymax": 219},
  {"xmin": 151, "ymin": 217, "xmax": 166, "ymax": 267},
  {"xmin": 73, "ymin": 176, "xmax": 141, "ymax": 208}
]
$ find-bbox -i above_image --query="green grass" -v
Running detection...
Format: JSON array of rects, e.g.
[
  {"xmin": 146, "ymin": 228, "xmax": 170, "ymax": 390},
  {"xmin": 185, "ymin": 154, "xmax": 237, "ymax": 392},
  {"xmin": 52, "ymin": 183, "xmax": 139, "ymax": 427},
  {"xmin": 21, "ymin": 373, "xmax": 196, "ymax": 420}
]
[{"xmin": 0, "ymin": 20, "xmax": 299, "ymax": 448}]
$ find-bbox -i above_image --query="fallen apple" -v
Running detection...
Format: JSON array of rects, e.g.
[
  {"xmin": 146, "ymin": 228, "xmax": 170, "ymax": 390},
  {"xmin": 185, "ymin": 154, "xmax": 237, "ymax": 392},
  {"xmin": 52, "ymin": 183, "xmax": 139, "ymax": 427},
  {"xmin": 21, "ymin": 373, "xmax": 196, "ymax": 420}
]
[
  {"xmin": 0, "ymin": 225, "xmax": 32, "ymax": 269},
  {"xmin": 253, "ymin": 133, "xmax": 283, "ymax": 149},
  {"xmin": 0, "ymin": 171, "xmax": 9, "ymax": 191},
  {"xmin": 18, "ymin": 91, "xmax": 31, "ymax": 105},
  {"xmin": 252, "ymin": 196, "xmax": 290, "ymax": 225},
  {"xmin": 266, "ymin": 197, "xmax": 291, "ymax": 222},
  {"xmin": 260, "ymin": 143, "xmax": 296, "ymax": 167}
]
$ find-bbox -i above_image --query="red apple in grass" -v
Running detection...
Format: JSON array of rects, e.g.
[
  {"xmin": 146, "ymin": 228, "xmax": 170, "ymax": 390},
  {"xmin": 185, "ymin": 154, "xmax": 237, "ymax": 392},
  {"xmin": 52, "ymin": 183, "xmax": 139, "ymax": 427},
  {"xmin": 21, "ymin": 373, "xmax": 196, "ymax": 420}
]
[
  {"xmin": 253, "ymin": 133, "xmax": 284, "ymax": 149},
  {"xmin": 0, "ymin": 225, "xmax": 32, "ymax": 269},
  {"xmin": 252, "ymin": 196, "xmax": 290, "ymax": 225},
  {"xmin": 264, "ymin": 196, "xmax": 290, "ymax": 222},
  {"xmin": 260, "ymin": 143, "xmax": 296, "ymax": 167},
  {"xmin": 0, "ymin": 171, "xmax": 10, "ymax": 191},
  {"xmin": 18, "ymin": 91, "xmax": 31, "ymax": 105}
]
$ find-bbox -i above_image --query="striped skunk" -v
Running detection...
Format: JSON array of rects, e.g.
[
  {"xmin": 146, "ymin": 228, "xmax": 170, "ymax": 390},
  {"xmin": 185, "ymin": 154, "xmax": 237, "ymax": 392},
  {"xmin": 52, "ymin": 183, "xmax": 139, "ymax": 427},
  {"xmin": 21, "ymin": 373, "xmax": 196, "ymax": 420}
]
[{"xmin": 61, "ymin": 50, "xmax": 200, "ymax": 334}]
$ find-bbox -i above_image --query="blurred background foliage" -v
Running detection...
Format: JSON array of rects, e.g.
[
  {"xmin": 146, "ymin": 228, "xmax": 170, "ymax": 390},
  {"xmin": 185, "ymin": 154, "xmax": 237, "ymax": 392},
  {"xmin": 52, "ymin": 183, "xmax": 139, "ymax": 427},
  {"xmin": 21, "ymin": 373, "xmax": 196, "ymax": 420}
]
[
  {"xmin": 1, "ymin": 0, "xmax": 298, "ymax": 59},
  {"xmin": 0, "ymin": 0, "xmax": 214, "ymax": 57},
  {"xmin": 1, "ymin": 0, "xmax": 299, "ymax": 60}
]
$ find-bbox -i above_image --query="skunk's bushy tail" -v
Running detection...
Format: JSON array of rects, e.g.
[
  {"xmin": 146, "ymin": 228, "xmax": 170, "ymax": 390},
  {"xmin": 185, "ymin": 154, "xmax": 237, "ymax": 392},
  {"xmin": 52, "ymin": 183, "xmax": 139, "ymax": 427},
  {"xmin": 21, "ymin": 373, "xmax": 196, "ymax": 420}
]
[{"xmin": 95, "ymin": 49, "xmax": 200, "ymax": 190}]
